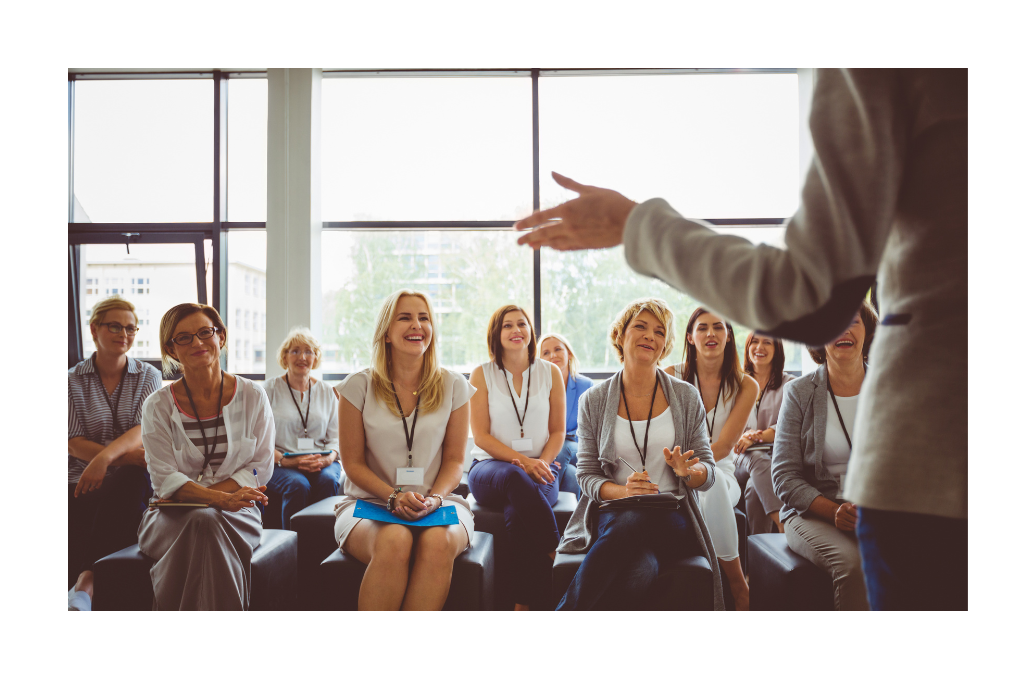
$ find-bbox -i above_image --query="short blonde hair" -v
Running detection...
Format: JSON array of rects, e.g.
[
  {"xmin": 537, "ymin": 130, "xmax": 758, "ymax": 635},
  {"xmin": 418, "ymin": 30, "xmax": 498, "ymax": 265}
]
[
  {"xmin": 158, "ymin": 303, "xmax": 227, "ymax": 377},
  {"xmin": 278, "ymin": 327, "xmax": 322, "ymax": 370},
  {"xmin": 609, "ymin": 297, "xmax": 675, "ymax": 364},
  {"xmin": 89, "ymin": 296, "xmax": 138, "ymax": 328},
  {"xmin": 369, "ymin": 289, "xmax": 445, "ymax": 415},
  {"xmin": 539, "ymin": 332, "xmax": 579, "ymax": 378}
]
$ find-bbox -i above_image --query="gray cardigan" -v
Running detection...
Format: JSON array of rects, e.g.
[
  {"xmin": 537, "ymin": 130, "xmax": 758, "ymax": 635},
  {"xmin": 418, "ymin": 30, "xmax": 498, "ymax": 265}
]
[
  {"xmin": 558, "ymin": 369, "xmax": 724, "ymax": 611},
  {"xmin": 771, "ymin": 364, "xmax": 844, "ymax": 524}
]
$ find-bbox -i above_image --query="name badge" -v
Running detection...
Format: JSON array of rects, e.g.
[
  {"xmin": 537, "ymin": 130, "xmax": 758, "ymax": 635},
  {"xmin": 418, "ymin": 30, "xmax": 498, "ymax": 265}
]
[
  {"xmin": 297, "ymin": 437, "xmax": 315, "ymax": 450},
  {"xmin": 396, "ymin": 467, "xmax": 424, "ymax": 485},
  {"xmin": 512, "ymin": 438, "xmax": 533, "ymax": 452}
]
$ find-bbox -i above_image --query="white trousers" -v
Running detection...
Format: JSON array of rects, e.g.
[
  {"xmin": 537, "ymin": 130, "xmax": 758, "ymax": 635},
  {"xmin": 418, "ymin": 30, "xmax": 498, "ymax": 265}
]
[{"xmin": 697, "ymin": 455, "xmax": 742, "ymax": 561}]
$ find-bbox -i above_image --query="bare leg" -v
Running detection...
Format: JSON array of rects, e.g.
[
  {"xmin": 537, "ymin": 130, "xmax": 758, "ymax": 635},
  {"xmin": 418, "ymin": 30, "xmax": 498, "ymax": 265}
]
[
  {"xmin": 719, "ymin": 557, "xmax": 750, "ymax": 611},
  {"xmin": 344, "ymin": 520, "xmax": 414, "ymax": 611},
  {"xmin": 74, "ymin": 570, "xmax": 94, "ymax": 598},
  {"xmin": 401, "ymin": 524, "xmax": 468, "ymax": 611},
  {"xmin": 769, "ymin": 511, "xmax": 785, "ymax": 533}
]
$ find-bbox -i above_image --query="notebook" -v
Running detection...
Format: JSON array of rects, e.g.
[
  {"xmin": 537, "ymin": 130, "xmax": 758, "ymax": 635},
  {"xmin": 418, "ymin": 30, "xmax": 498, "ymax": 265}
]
[{"xmin": 353, "ymin": 499, "xmax": 460, "ymax": 526}]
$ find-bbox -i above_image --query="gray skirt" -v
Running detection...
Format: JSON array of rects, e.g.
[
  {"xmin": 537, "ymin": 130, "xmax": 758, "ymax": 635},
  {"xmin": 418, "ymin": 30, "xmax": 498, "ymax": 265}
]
[{"xmin": 138, "ymin": 504, "xmax": 262, "ymax": 611}]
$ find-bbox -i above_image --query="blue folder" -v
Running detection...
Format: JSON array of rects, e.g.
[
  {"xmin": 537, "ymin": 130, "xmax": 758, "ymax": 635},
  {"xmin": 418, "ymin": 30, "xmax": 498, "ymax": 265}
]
[{"xmin": 353, "ymin": 499, "xmax": 459, "ymax": 526}]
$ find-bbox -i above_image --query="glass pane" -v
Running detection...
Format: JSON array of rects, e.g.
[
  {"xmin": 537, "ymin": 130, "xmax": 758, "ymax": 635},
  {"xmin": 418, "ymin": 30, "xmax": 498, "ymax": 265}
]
[
  {"xmin": 227, "ymin": 231, "xmax": 267, "ymax": 375},
  {"xmin": 539, "ymin": 73, "xmax": 800, "ymax": 219},
  {"xmin": 73, "ymin": 80, "xmax": 213, "ymax": 222},
  {"xmin": 79, "ymin": 243, "xmax": 200, "ymax": 361},
  {"xmin": 228, "ymin": 79, "xmax": 268, "ymax": 222},
  {"xmin": 321, "ymin": 231, "xmax": 533, "ymax": 373},
  {"xmin": 322, "ymin": 77, "xmax": 532, "ymax": 221}
]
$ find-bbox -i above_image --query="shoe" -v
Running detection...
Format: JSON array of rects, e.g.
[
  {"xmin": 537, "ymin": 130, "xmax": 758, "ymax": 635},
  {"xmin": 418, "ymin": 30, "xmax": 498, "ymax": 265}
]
[{"xmin": 68, "ymin": 586, "xmax": 92, "ymax": 611}]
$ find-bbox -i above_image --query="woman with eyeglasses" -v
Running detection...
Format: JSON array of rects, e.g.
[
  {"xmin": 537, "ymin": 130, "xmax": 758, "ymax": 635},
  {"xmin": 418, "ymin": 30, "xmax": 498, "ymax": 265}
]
[
  {"xmin": 68, "ymin": 296, "xmax": 162, "ymax": 611},
  {"xmin": 138, "ymin": 303, "xmax": 275, "ymax": 610},
  {"xmin": 261, "ymin": 328, "xmax": 341, "ymax": 529}
]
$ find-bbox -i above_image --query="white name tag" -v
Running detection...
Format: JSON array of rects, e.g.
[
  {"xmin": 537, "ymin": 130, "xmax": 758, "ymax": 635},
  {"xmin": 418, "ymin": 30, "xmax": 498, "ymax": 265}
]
[
  {"xmin": 297, "ymin": 437, "xmax": 315, "ymax": 450},
  {"xmin": 512, "ymin": 438, "xmax": 533, "ymax": 452},
  {"xmin": 396, "ymin": 467, "xmax": 424, "ymax": 485}
]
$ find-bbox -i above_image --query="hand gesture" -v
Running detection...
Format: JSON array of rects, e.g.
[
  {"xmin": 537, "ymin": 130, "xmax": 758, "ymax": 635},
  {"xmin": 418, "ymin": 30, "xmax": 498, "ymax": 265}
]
[
  {"xmin": 74, "ymin": 454, "xmax": 111, "ymax": 497},
  {"xmin": 392, "ymin": 491, "xmax": 433, "ymax": 521},
  {"xmin": 514, "ymin": 173, "xmax": 637, "ymax": 251},
  {"xmin": 511, "ymin": 455, "xmax": 555, "ymax": 485},
  {"xmin": 211, "ymin": 485, "xmax": 268, "ymax": 512},
  {"xmin": 625, "ymin": 470, "xmax": 659, "ymax": 497},
  {"xmin": 662, "ymin": 446, "xmax": 700, "ymax": 478},
  {"xmin": 834, "ymin": 502, "xmax": 858, "ymax": 532}
]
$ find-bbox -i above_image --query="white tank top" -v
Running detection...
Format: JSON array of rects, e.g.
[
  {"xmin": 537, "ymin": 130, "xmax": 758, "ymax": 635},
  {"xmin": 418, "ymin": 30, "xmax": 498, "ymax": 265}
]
[
  {"xmin": 676, "ymin": 366, "xmax": 735, "ymax": 446},
  {"xmin": 471, "ymin": 359, "xmax": 553, "ymax": 461},
  {"xmin": 611, "ymin": 407, "xmax": 679, "ymax": 494}
]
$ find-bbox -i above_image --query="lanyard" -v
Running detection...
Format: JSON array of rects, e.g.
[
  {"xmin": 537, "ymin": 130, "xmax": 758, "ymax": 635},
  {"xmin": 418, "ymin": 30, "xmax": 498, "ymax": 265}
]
[
  {"xmin": 505, "ymin": 362, "xmax": 532, "ymax": 438},
  {"xmin": 93, "ymin": 354, "xmax": 128, "ymax": 438},
  {"xmin": 182, "ymin": 371, "xmax": 225, "ymax": 482},
  {"xmin": 694, "ymin": 370, "xmax": 720, "ymax": 441},
  {"xmin": 284, "ymin": 374, "xmax": 312, "ymax": 437},
  {"xmin": 619, "ymin": 370, "xmax": 660, "ymax": 472},
  {"xmin": 826, "ymin": 366, "xmax": 865, "ymax": 451},
  {"xmin": 392, "ymin": 387, "xmax": 420, "ymax": 467}
]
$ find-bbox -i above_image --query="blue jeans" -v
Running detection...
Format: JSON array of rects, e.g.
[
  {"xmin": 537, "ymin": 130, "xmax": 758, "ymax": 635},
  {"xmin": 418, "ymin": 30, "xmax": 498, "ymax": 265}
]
[
  {"xmin": 265, "ymin": 461, "xmax": 342, "ymax": 528},
  {"xmin": 557, "ymin": 440, "xmax": 581, "ymax": 500},
  {"xmin": 468, "ymin": 456, "xmax": 564, "ymax": 607},
  {"xmin": 856, "ymin": 507, "xmax": 967, "ymax": 611},
  {"xmin": 557, "ymin": 508, "xmax": 700, "ymax": 611}
]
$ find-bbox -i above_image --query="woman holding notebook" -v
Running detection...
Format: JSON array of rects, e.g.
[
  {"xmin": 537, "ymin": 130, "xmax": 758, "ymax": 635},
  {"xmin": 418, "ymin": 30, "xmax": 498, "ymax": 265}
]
[
  {"xmin": 333, "ymin": 289, "xmax": 475, "ymax": 611},
  {"xmin": 556, "ymin": 297, "xmax": 723, "ymax": 610},
  {"xmin": 138, "ymin": 303, "xmax": 275, "ymax": 610}
]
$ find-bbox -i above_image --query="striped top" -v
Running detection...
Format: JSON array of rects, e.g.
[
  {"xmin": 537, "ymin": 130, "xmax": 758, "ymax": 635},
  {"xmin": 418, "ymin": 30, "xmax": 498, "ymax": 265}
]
[
  {"xmin": 68, "ymin": 354, "xmax": 162, "ymax": 484},
  {"xmin": 171, "ymin": 385, "xmax": 233, "ymax": 476}
]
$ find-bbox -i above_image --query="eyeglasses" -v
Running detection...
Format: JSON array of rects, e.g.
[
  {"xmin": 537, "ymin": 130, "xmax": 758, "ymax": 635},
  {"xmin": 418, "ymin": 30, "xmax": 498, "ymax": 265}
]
[
  {"xmin": 170, "ymin": 326, "xmax": 222, "ymax": 346},
  {"xmin": 288, "ymin": 349, "xmax": 315, "ymax": 357},
  {"xmin": 103, "ymin": 323, "xmax": 138, "ymax": 336}
]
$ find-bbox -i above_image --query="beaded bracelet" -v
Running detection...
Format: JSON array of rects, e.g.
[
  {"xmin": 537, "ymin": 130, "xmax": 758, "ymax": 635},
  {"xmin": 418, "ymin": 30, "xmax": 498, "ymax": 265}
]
[
  {"xmin": 387, "ymin": 487, "xmax": 402, "ymax": 511},
  {"xmin": 429, "ymin": 493, "xmax": 445, "ymax": 509}
]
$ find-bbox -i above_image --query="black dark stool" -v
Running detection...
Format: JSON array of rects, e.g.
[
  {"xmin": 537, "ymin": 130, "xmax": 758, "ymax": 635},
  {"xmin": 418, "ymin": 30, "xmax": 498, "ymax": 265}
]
[{"xmin": 747, "ymin": 533, "xmax": 833, "ymax": 610}]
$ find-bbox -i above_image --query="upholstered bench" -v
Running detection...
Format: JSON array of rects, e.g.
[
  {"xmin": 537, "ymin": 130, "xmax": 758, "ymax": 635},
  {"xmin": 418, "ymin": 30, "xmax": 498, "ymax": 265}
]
[
  {"xmin": 467, "ymin": 491, "xmax": 578, "ymax": 610},
  {"xmin": 747, "ymin": 533, "xmax": 833, "ymax": 610},
  {"xmin": 92, "ymin": 528, "xmax": 298, "ymax": 611},
  {"xmin": 552, "ymin": 552, "xmax": 715, "ymax": 610},
  {"xmin": 317, "ymin": 530, "xmax": 495, "ymax": 610}
]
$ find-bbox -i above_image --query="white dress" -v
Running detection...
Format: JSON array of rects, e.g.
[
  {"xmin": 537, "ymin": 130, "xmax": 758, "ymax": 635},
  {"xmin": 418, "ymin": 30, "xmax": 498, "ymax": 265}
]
[
  {"xmin": 677, "ymin": 367, "xmax": 743, "ymax": 561},
  {"xmin": 332, "ymin": 369, "xmax": 477, "ymax": 549}
]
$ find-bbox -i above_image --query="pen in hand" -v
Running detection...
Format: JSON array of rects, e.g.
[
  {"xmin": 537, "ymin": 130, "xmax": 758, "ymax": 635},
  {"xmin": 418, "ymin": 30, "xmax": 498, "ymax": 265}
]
[
  {"xmin": 618, "ymin": 457, "xmax": 641, "ymax": 475},
  {"xmin": 252, "ymin": 469, "xmax": 259, "ymax": 505}
]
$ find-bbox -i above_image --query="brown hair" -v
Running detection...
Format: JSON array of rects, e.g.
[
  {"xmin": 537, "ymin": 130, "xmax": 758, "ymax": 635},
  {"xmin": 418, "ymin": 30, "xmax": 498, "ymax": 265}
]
[
  {"xmin": 158, "ymin": 303, "xmax": 227, "ymax": 377},
  {"xmin": 806, "ymin": 299, "xmax": 878, "ymax": 365},
  {"xmin": 609, "ymin": 297, "xmax": 675, "ymax": 364},
  {"xmin": 681, "ymin": 307, "xmax": 744, "ymax": 404},
  {"xmin": 487, "ymin": 304, "xmax": 536, "ymax": 374},
  {"xmin": 743, "ymin": 331, "xmax": 787, "ymax": 394}
]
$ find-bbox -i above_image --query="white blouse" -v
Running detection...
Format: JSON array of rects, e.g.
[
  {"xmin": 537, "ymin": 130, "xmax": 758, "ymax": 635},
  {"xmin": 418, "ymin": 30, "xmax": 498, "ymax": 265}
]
[
  {"xmin": 335, "ymin": 368, "xmax": 476, "ymax": 498},
  {"xmin": 261, "ymin": 375, "xmax": 340, "ymax": 454},
  {"xmin": 141, "ymin": 377, "xmax": 276, "ymax": 499},
  {"xmin": 610, "ymin": 407, "xmax": 679, "ymax": 494},
  {"xmin": 470, "ymin": 359, "xmax": 554, "ymax": 461},
  {"xmin": 823, "ymin": 391, "xmax": 858, "ymax": 481}
]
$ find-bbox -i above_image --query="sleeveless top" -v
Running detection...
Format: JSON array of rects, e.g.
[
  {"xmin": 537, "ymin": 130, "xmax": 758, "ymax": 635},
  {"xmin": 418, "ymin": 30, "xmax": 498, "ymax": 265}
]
[{"xmin": 471, "ymin": 359, "xmax": 553, "ymax": 461}]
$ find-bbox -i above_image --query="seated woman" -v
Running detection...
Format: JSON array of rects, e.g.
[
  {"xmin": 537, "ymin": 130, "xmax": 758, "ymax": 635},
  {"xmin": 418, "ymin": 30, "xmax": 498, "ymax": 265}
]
[
  {"xmin": 68, "ymin": 296, "xmax": 162, "ymax": 611},
  {"xmin": 262, "ymin": 328, "xmax": 341, "ymax": 528},
  {"xmin": 665, "ymin": 308, "xmax": 758, "ymax": 611},
  {"xmin": 557, "ymin": 297, "xmax": 722, "ymax": 611},
  {"xmin": 540, "ymin": 332, "xmax": 593, "ymax": 499},
  {"xmin": 139, "ymin": 303, "xmax": 275, "ymax": 611},
  {"xmin": 333, "ymin": 289, "xmax": 475, "ymax": 611},
  {"xmin": 772, "ymin": 301, "xmax": 877, "ymax": 611},
  {"xmin": 468, "ymin": 304, "xmax": 567, "ymax": 611},
  {"xmin": 734, "ymin": 332, "xmax": 796, "ymax": 535}
]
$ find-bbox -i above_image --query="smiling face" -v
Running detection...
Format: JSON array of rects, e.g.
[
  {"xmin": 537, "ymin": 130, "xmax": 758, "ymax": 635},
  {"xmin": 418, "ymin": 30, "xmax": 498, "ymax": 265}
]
[
  {"xmin": 386, "ymin": 295, "xmax": 433, "ymax": 360},
  {"xmin": 824, "ymin": 312, "xmax": 865, "ymax": 364},
  {"xmin": 91, "ymin": 309, "xmax": 137, "ymax": 359},
  {"xmin": 621, "ymin": 310, "xmax": 666, "ymax": 367},
  {"xmin": 500, "ymin": 310, "xmax": 532, "ymax": 353},
  {"xmin": 167, "ymin": 311, "xmax": 225, "ymax": 373},
  {"xmin": 689, "ymin": 311, "xmax": 729, "ymax": 360},
  {"xmin": 747, "ymin": 333, "xmax": 775, "ymax": 369},
  {"xmin": 540, "ymin": 337, "xmax": 570, "ymax": 375},
  {"xmin": 286, "ymin": 342, "xmax": 316, "ymax": 379}
]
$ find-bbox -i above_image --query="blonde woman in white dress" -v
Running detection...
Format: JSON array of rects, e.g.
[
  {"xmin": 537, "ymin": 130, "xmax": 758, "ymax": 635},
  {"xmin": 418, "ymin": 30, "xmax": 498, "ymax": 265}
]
[{"xmin": 333, "ymin": 290, "xmax": 476, "ymax": 611}]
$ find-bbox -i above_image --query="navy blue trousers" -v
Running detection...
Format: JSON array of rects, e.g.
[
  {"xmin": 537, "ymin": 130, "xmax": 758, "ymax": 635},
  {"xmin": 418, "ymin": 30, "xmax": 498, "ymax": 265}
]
[
  {"xmin": 468, "ymin": 453, "xmax": 567, "ymax": 607},
  {"xmin": 557, "ymin": 507, "xmax": 701, "ymax": 610},
  {"xmin": 856, "ymin": 507, "xmax": 968, "ymax": 611},
  {"xmin": 265, "ymin": 461, "xmax": 342, "ymax": 528}
]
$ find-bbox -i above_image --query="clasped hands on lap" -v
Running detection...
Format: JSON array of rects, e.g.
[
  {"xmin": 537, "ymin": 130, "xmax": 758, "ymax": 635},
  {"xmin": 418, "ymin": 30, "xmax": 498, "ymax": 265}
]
[
  {"xmin": 510, "ymin": 454, "xmax": 560, "ymax": 485},
  {"xmin": 390, "ymin": 491, "xmax": 443, "ymax": 521}
]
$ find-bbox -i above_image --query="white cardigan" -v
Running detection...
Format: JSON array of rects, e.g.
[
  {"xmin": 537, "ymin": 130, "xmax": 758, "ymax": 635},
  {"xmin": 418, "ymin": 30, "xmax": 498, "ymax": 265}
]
[{"xmin": 141, "ymin": 377, "xmax": 276, "ymax": 499}]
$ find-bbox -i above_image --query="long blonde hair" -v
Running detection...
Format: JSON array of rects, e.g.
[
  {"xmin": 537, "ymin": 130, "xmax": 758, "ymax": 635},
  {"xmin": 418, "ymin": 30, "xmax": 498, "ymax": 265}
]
[
  {"xmin": 369, "ymin": 289, "xmax": 445, "ymax": 415},
  {"xmin": 539, "ymin": 332, "xmax": 579, "ymax": 379}
]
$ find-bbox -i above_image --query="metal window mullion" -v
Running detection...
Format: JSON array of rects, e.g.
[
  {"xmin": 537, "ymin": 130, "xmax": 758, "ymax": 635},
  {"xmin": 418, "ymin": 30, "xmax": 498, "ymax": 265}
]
[
  {"xmin": 68, "ymin": 244, "xmax": 83, "ymax": 367},
  {"xmin": 194, "ymin": 237, "xmax": 207, "ymax": 305},
  {"xmin": 532, "ymin": 69, "xmax": 541, "ymax": 336}
]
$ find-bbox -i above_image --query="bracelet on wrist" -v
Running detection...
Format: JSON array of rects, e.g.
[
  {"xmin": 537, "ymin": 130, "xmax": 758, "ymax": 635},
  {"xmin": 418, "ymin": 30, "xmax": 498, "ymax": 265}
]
[
  {"xmin": 429, "ymin": 493, "xmax": 445, "ymax": 508},
  {"xmin": 386, "ymin": 487, "xmax": 402, "ymax": 511}
]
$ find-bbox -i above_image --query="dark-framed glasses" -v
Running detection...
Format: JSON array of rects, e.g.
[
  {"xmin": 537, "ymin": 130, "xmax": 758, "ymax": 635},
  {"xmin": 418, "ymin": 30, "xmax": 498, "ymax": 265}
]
[
  {"xmin": 171, "ymin": 326, "xmax": 222, "ymax": 346},
  {"xmin": 104, "ymin": 322, "xmax": 139, "ymax": 336}
]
